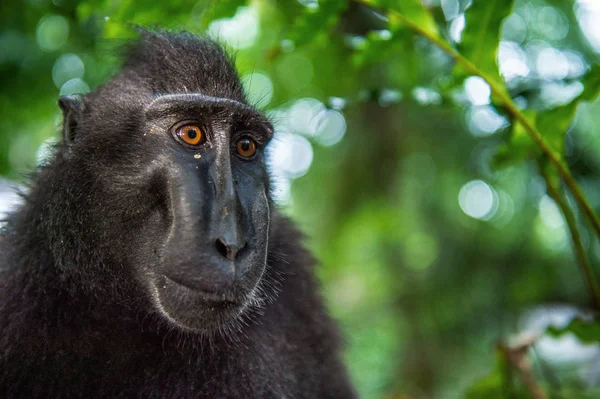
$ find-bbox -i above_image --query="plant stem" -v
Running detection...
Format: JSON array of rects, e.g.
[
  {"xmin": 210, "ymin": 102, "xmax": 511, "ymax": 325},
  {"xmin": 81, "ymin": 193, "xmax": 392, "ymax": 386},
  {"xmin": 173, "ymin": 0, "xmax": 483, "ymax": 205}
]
[
  {"xmin": 542, "ymin": 166, "xmax": 600, "ymax": 310},
  {"xmin": 376, "ymin": 4, "xmax": 600, "ymax": 239},
  {"xmin": 499, "ymin": 340, "xmax": 549, "ymax": 399}
]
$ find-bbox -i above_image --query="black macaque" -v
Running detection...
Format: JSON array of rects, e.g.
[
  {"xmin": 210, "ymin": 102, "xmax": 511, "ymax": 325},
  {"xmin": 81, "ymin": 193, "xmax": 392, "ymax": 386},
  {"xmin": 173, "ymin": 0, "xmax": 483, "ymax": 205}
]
[{"xmin": 0, "ymin": 30, "xmax": 357, "ymax": 399}]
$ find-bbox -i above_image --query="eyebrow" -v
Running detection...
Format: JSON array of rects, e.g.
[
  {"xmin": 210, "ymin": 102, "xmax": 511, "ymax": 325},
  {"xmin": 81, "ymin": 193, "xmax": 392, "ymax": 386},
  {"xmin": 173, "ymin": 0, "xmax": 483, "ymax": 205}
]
[{"xmin": 145, "ymin": 93, "xmax": 273, "ymax": 135}]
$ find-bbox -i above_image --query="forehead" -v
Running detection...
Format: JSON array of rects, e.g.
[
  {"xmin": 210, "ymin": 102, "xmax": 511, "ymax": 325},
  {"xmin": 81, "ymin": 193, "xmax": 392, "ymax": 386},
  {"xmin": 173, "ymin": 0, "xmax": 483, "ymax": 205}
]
[{"xmin": 144, "ymin": 93, "xmax": 273, "ymax": 135}]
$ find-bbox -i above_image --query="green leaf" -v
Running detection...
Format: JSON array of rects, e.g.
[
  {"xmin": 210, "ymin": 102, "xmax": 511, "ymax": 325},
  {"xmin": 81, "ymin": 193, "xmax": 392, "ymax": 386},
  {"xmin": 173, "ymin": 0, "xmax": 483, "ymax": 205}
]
[
  {"xmin": 536, "ymin": 102, "xmax": 578, "ymax": 156},
  {"xmin": 465, "ymin": 345, "xmax": 549, "ymax": 399},
  {"xmin": 285, "ymin": 0, "xmax": 348, "ymax": 46},
  {"xmin": 465, "ymin": 347, "xmax": 508, "ymax": 399},
  {"xmin": 580, "ymin": 64, "xmax": 600, "ymax": 101},
  {"xmin": 536, "ymin": 64, "xmax": 600, "ymax": 156},
  {"xmin": 196, "ymin": 0, "xmax": 246, "ymax": 25},
  {"xmin": 539, "ymin": 155, "xmax": 561, "ymax": 191},
  {"xmin": 493, "ymin": 65, "xmax": 600, "ymax": 170},
  {"xmin": 546, "ymin": 317, "xmax": 600, "ymax": 344},
  {"xmin": 491, "ymin": 110, "xmax": 536, "ymax": 169},
  {"xmin": 351, "ymin": 27, "xmax": 413, "ymax": 68},
  {"xmin": 456, "ymin": 0, "xmax": 514, "ymax": 88},
  {"xmin": 465, "ymin": 372, "xmax": 505, "ymax": 399},
  {"xmin": 364, "ymin": 0, "xmax": 440, "ymax": 40}
]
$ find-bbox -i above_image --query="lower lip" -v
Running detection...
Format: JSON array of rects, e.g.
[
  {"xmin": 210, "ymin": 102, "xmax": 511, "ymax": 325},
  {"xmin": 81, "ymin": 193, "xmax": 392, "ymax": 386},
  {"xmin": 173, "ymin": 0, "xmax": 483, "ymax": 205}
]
[{"xmin": 162, "ymin": 275, "xmax": 240, "ymax": 305}]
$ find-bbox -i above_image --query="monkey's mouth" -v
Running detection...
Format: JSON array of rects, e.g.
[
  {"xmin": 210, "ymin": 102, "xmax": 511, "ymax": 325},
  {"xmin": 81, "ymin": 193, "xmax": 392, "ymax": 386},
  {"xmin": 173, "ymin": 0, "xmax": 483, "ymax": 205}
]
[
  {"xmin": 152, "ymin": 274, "xmax": 253, "ymax": 332},
  {"xmin": 162, "ymin": 275, "xmax": 243, "ymax": 305}
]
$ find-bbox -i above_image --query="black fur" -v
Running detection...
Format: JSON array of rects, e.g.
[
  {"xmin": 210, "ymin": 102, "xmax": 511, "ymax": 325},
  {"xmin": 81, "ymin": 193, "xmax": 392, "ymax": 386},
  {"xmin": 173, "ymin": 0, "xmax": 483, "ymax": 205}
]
[{"xmin": 0, "ymin": 31, "xmax": 356, "ymax": 398}]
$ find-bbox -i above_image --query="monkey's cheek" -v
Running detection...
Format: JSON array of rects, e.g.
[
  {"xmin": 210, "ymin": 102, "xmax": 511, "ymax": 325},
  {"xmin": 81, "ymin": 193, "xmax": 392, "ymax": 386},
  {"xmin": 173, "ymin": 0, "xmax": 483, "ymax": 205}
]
[{"xmin": 152, "ymin": 279, "xmax": 245, "ymax": 332}]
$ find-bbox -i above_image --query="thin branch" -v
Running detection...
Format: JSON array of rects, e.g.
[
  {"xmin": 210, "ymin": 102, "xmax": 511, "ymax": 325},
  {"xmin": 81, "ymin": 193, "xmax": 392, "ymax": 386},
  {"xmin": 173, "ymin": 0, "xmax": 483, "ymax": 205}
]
[
  {"xmin": 499, "ymin": 339, "xmax": 549, "ymax": 399},
  {"xmin": 541, "ymin": 165, "xmax": 600, "ymax": 310},
  {"xmin": 368, "ymin": 3, "xmax": 600, "ymax": 239}
]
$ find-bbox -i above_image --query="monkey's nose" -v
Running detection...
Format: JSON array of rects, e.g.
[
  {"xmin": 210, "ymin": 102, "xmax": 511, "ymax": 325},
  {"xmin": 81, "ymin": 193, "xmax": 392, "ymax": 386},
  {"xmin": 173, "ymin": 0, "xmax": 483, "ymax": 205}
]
[{"xmin": 214, "ymin": 237, "xmax": 247, "ymax": 261}]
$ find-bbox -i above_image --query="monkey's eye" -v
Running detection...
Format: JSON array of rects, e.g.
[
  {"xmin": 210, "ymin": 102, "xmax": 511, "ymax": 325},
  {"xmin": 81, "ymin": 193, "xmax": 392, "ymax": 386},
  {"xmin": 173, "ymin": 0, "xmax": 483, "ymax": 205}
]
[
  {"xmin": 235, "ymin": 137, "xmax": 257, "ymax": 159},
  {"xmin": 175, "ymin": 124, "xmax": 204, "ymax": 146}
]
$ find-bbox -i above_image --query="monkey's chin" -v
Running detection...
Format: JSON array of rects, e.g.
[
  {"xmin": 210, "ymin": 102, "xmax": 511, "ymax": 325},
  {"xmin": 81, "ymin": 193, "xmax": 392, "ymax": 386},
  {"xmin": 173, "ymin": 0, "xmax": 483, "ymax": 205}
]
[{"xmin": 152, "ymin": 276, "xmax": 250, "ymax": 333}]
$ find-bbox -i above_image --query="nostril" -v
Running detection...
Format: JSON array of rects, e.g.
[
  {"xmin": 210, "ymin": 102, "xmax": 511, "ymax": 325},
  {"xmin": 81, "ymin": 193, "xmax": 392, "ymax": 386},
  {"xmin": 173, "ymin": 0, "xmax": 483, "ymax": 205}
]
[
  {"xmin": 215, "ymin": 237, "xmax": 247, "ymax": 261},
  {"xmin": 215, "ymin": 237, "xmax": 229, "ymax": 259}
]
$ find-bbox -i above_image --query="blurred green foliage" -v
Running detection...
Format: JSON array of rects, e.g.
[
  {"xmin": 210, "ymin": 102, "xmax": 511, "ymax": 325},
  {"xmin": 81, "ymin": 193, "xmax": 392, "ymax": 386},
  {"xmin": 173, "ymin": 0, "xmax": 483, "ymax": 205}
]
[{"xmin": 3, "ymin": 0, "xmax": 600, "ymax": 398}]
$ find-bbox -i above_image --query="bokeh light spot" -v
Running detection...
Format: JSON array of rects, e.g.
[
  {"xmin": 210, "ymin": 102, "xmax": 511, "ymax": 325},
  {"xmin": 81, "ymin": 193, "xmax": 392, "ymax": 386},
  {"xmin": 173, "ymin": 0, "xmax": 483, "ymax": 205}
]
[
  {"xmin": 502, "ymin": 13, "xmax": 527, "ymax": 43},
  {"xmin": 36, "ymin": 14, "xmax": 69, "ymax": 52},
  {"xmin": 498, "ymin": 41, "xmax": 530, "ymax": 82},
  {"xmin": 297, "ymin": 0, "xmax": 318, "ymax": 10},
  {"xmin": 467, "ymin": 105, "xmax": 509, "ymax": 137},
  {"xmin": 208, "ymin": 7, "xmax": 259, "ymax": 50},
  {"xmin": 538, "ymin": 195, "xmax": 564, "ymax": 229},
  {"xmin": 268, "ymin": 133, "xmax": 314, "ymax": 179},
  {"xmin": 575, "ymin": 0, "xmax": 600, "ymax": 52},
  {"xmin": 242, "ymin": 72, "xmax": 273, "ymax": 108},
  {"xmin": 52, "ymin": 53, "xmax": 84, "ymax": 88},
  {"xmin": 490, "ymin": 190, "xmax": 515, "ymax": 227},
  {"xmin": 449, "ymin": 14, "xmax": 465, "ymax": 43},
  {"xmin": 458, "ymin": 180, "xmax": 499, "ymax": 220},
  {"xmin": 286, "ymin": 98, "xmax": 325, "ymax": 136},
  {"xmin": 59, "ymin": 78, "xmax": 90, "ymax": 96},
  {"xmin": 378, "ymin": 89, "xmax": 403, "ymax": 107},
  {"xmin": 539, "ymin": 81, "xmax": 583, "ymax": 109},
  {"xmin": 564, "ymin": 51, "xmax": 586, "ymax": 79},
  {"xmin": 374, "ymin": 30, "xmax": 392, "ymax": 40},
  {"xmin": 536, "ymin": 47, "xmax": 569, "ymax": 80},
  {"xmin": 464, "ymin": 76, "xmax": 491, "ymax": 106},
  {"xmin": 311, "ymin": 110, "xmax": 346, "ymax": 147},
  {"xmin": 280, "ymin": 39, "xmax": 295, "ymax": 53},
  {"xmin": 536, "ymin": 7, "xmax": 569, "ymax": 41},
  {"xmin": 441, "ymin": 0, "xmax": 459, "ymax": 20},
  {"xmin": 328, "ymin": 96, "xmax": 346, "ymax": 110},
  {"xmin": 412, "ymin": 87, "xmax": 442, "ymax": 106},
  {"xmin": 344, "ymin": 35, "xmax": 368, "ymax": 50}
]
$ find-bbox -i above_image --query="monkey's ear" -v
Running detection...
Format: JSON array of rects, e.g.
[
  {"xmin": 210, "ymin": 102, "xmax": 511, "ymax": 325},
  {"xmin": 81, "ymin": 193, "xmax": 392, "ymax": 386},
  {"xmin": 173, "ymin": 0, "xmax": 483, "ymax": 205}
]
[{"xmin": 58, "ymin": 95, "xmax": 83, "ymax": 145}]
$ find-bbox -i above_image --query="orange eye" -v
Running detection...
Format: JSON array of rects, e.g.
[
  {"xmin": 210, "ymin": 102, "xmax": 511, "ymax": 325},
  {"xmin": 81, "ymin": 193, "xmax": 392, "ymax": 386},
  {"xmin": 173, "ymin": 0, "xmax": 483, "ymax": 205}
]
[
  {"xmin": 236, "ymin": 137, "xmax": 257, "ymax": 159},
  {"xmin": 175, "ymin": 124, "xmax": 204, "ymax": 146}
]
